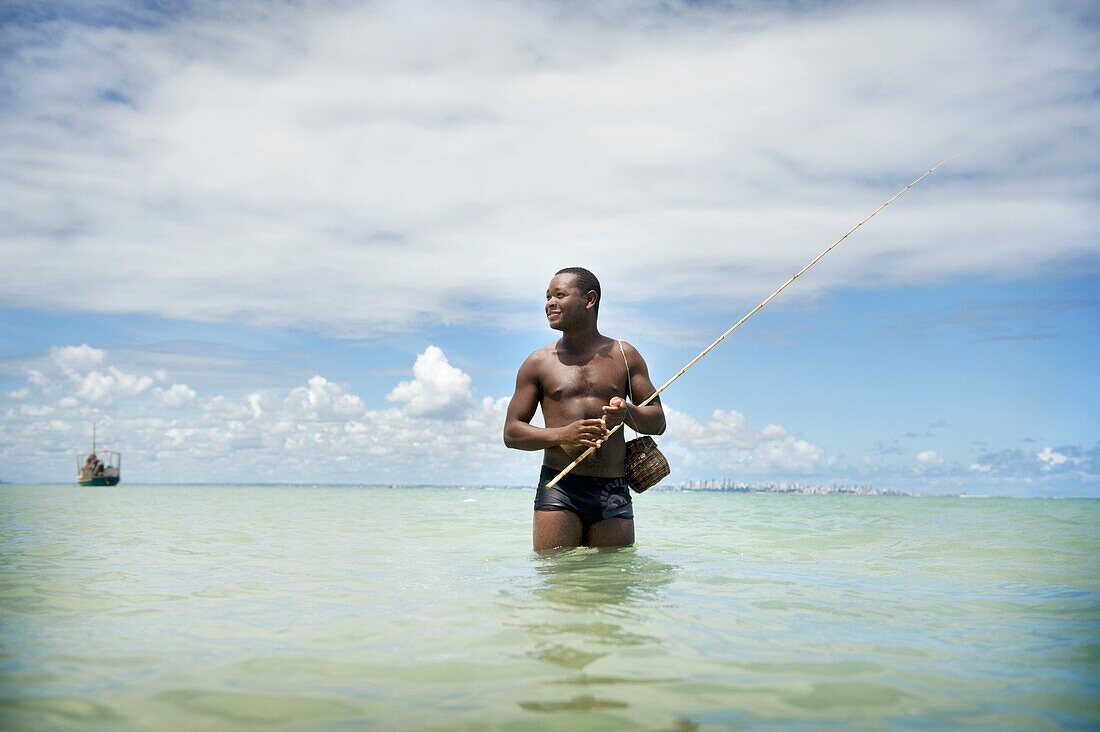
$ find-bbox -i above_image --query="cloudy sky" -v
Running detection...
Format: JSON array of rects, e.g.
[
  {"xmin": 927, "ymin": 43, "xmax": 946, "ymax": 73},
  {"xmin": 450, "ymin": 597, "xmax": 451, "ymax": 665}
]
[{"xmin": 1, "ymin": 0, "xmax": 1097, "ymax": 494}]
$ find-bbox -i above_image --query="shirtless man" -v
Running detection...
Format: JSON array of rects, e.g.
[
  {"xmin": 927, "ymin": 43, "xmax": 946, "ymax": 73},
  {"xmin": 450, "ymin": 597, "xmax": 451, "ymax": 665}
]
[{"xmin": 503, "ymin": 267, "xmax": 666, "ymax": 551}]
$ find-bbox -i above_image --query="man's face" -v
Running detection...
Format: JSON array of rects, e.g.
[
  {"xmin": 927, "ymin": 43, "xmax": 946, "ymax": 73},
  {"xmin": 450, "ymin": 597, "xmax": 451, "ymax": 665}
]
[{"xmin": 545, "ymin": 274, "xmax": 591, "ymax": 331}]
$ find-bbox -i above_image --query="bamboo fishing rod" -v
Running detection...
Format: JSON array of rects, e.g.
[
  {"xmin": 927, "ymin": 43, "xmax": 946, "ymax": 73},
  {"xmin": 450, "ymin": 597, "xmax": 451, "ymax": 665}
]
[{"xmin": 545, "ymin": 156, "xmax": 956, "ymax": 489}]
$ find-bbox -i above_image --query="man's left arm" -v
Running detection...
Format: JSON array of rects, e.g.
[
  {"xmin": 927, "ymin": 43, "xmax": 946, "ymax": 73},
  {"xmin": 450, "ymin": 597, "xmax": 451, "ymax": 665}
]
[{"xmin": 603, "ymin": 341, "xmax": 666, "ymax": 435}]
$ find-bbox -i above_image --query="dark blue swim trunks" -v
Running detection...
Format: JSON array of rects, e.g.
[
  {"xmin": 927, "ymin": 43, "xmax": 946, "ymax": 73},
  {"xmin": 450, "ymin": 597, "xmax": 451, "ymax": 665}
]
[{"xmin": 534, "ymin": 465, "xmax": 634, "ymax": 526}]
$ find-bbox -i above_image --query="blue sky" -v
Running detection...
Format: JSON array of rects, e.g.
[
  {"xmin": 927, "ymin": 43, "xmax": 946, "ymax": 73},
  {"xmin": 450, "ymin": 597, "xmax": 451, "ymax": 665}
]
[{"xmin": 1, "ymin": 0, "xmax": 1097, "ymax": 494}]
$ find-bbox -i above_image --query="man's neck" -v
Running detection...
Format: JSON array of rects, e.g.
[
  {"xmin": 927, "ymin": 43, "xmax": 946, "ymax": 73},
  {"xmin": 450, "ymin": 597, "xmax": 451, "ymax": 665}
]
[{"xmin": 559, "ymin": 324, "xmax": 603, "ymax": 353}]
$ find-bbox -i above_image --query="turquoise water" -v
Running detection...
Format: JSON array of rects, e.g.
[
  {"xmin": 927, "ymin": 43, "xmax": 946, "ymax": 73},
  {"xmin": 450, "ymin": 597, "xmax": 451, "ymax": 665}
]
[{"xmin": 1, "ymin": 484, "xmax": 1097, "ymax": 730}]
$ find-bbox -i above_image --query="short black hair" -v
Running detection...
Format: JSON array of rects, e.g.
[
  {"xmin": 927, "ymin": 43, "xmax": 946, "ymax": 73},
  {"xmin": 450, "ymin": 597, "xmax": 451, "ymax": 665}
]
[{"xmin": 555, "ymin": 267, "xmax": 601, "ymax": 310}]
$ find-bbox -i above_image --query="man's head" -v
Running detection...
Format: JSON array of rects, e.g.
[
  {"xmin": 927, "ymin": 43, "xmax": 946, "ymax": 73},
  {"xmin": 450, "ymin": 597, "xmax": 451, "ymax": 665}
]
[
  {"xmin": 555, "ymin": 267, "xmax": 600, "ymax": 311},
  {"xmin": 546, "ymin": 267, "xmax": 601, "ymax": 331}
]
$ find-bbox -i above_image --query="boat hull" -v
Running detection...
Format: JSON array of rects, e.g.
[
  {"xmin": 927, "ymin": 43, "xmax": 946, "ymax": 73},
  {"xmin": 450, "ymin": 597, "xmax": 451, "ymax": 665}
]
[{"xmin": 76, "ymin": 476, "xmax": 120, "ymax": 487}]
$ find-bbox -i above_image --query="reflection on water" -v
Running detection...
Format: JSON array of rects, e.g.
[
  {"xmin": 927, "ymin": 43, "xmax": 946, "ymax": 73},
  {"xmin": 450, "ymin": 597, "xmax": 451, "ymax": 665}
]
[
  {"xmin": 510, "ymin": 547, "xmax": 680, "ymax": 718},
  {"xmin": 519, "ymin": 695, "xmax": 630, "ymax": 713},
  {"xmin": 531, "ymin": 546, "xmax": 676, "ymax": 614}
]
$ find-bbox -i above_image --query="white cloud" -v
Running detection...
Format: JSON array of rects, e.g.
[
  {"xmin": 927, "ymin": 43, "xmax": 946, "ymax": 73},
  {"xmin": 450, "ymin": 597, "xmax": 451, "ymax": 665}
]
[
  {"xmin": 7, "ymin": 388, "xmax": 29, "ymax": 400},
  {"xmin": 661, "ymin": 407, "xmax": 823, "ymax": 474},
  {"xmin": 246, "ymin": 392, "xmax": 280, "ymax": 419},
  {"xmin": 284, "ymin": 375, "xmax": 365, "ymax": 421},
  {"xmin": 26, "ymin": 370, "xmax": 53, "ymax": 391},
  {"xmin": 77, "ymin": 367, "xmax": 154, "ymax": 405},
  {"xmin": 142, "ymin": 365, "xmax": 518, "ymax": 483},
  {"xmin": 0, "ymin": 2, "xmax": 1096, "ymax": 335},
  {"xmin": 51, "ymin": 344, "xmax": 106, "ymax": 374},
  {"xmin": 15, "ymin": 404, "xmax": 55, "ymax": 418},
  {"xmin": 154, "ymin": 383, "xmax": 197, "ymax": 408},
  {"xmin": 916, "ymin": 449, "xmax": 943, "ymax": 465},
  {"xmin": 386, "ymin": 346, "xmax": 474, "ymax": 419},
  {"xmin": 968, "ymin": 463, "xmax": 992, "ymax": 473},
  {"xmin": 202, "ymin": 394, "xmax": 258, "ymax": 421},
  {"xmin": 1037, "ymin": 446, "xmax": 1070, "ymax": 470}
]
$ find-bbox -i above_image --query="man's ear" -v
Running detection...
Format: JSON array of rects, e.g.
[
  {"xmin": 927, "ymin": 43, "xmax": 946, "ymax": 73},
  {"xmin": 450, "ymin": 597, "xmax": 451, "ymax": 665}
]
[{"xmin": 586, "ymin": 291, "xmax": 598, "ymax": 310}]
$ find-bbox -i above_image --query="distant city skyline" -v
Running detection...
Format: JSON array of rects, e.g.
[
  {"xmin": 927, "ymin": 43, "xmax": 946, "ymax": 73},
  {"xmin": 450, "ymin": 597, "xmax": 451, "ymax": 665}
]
[{"xmin": 1, "ymin": 0, "xmax": 1096, "ymax": 495}]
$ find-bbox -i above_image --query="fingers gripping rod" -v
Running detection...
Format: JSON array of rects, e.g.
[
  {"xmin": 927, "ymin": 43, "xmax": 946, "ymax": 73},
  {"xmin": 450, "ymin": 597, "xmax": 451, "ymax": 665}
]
[{"xmin": 544, "ymin": 156, "xmax": 956, "ymax": 489}]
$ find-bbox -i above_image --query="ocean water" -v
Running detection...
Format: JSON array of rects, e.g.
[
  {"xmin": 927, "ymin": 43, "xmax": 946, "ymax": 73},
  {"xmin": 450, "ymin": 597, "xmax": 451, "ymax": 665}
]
[{"xmin": 0, "ymin": 484, "xmax": 1097, "ymax": 730}]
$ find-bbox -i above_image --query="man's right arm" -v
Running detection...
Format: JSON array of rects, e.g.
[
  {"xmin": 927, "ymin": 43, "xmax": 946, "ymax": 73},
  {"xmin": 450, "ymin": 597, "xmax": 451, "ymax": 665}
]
[{"xmin": 503, "ymin": 353, "xmax": 606, "ymax": 451}]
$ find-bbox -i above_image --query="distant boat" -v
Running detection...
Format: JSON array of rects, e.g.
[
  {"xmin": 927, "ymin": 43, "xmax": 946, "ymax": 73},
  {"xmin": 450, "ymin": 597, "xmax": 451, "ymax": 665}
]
[{"xmin": 76, "ymin": 424, "xmax": 121, "ymax": 487}]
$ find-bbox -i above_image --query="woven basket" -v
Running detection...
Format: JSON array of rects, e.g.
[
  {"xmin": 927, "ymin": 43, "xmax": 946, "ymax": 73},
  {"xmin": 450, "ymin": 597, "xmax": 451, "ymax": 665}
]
[{"xmin": 624, "ymin": 436, "xmax": 670, "ymax": 493}]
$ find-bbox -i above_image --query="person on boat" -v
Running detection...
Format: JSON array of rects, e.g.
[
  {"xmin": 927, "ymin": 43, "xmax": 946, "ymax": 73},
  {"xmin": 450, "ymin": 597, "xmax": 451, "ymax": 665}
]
[
  {"xmin": 504, "ymin": 267, "xmax": 666, "ymax": 551},
  {"xmin": 85, "ymin": 453, "xmax": 102, "ymax": 475}
]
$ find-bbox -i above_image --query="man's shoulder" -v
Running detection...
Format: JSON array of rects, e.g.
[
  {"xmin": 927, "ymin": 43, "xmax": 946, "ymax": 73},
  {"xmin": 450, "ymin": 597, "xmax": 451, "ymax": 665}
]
[
  {"xmin": 521, "ymin": 342, "xmax": 558, "ymax": 367},
  {"xmin": 616, "ymin": 338, "xmax": 640, "ymax": 356},
  {"xmin": 532, "ymin": 341, "xmax": 555, "ymax": 356},
  {"xmin": 616, "ymin": 339, "xmax": 652, "ymax": 367}
]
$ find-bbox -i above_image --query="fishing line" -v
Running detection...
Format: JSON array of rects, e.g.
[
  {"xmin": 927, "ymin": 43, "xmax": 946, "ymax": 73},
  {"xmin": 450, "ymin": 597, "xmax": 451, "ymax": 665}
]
[{"xmin": 544, "ymin": 156, "xmax": 957, "ymax": 489}]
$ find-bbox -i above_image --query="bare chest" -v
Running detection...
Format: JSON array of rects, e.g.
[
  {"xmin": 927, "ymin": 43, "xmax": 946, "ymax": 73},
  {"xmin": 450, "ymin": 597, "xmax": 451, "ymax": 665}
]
[{"xmin": 540, "ymin": 356, "xmax": 625, "ymax": 405}]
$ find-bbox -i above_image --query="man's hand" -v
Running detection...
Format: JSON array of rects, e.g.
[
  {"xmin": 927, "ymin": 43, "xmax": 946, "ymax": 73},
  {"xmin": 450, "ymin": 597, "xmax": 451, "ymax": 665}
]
[
  {"xmin": 556, "ymin": 418, "xmax": 609, "ymax": 449},
  {"xmin": 601, "ymin": 396, "xmax": 629, "ymax": 430}
]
